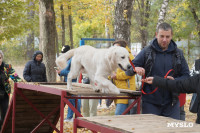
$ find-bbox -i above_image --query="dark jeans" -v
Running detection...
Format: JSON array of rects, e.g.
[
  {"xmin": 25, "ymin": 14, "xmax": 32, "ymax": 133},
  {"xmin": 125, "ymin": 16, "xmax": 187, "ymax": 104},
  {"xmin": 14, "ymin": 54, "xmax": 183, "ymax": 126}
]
[
  {"xmin": 142, "ymin": 101, "xmax": 180, "ymax": 120},
  {"xmin": 0, "ymin": 93, "xmax": 9, "ymax": 129},
  {"xmin": 180, "ymin": 106, "xmax": 185, "ymax": 120}
]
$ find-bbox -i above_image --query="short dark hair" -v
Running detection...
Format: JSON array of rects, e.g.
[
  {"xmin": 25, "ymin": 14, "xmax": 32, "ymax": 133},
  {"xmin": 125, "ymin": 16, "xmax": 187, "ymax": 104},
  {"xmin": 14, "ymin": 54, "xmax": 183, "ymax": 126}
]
[
  {"xmin": 61, "ymin": 45, "xmax": 70, "ymax": 53},
  {"xmin": 112, "ymin": 40, "xmax": 127, "ymax": 48},
  {"xmin": 156, "ymin": 22, "xmax": 173, "ymax": 34}
]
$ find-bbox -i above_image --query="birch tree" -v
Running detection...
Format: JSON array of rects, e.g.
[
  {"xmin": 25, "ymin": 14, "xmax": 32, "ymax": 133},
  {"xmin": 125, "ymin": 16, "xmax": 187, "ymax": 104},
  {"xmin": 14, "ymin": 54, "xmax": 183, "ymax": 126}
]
[{"xmin": 156, "ymin": 0, "xmax": 169, "ymax": 29}]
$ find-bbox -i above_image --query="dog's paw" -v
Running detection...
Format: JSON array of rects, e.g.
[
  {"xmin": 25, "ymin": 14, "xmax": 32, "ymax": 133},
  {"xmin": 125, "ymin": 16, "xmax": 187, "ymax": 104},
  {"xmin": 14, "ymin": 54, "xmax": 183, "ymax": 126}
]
[
  {"xmin": 95, "ymin": 89, "xmax": 100, "ymax": 93},
  {"xmin": 66, "ymin": 85, "xmax": 73, "ymax": 90},
  {"xmin": 93, "ymin": 85, "xmax": 101, "ymax": 93},
  {"xmin": 101, "ymin": 88, "xmax": 109, "ymax": 93},
  {"xmin": 113, "ymin": 88, "xmax": 120, "ymax": 94}
]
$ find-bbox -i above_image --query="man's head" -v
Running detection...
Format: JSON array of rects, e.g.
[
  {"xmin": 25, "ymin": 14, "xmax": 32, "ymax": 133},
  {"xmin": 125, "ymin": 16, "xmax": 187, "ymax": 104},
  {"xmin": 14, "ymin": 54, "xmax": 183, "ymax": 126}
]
[
  {"xmin": 113, "ymin": 40, "xmax": 127, "ymax": 48},
  {"xmin": 61, "ymin": 45, "xmax": 70, "ymax": 53},
  {"xmin": 156, "ymin": 22, "xmax": 173, "ymax": 51}
]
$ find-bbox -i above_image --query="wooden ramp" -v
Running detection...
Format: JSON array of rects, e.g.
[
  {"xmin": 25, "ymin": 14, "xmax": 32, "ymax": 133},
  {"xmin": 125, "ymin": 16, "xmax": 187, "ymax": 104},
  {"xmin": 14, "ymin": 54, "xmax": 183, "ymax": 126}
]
[
  {"xmin": 1, "ymin": 83, "xmax": 61, "ymax": 133},
  {"xmin": 75, "ymin": 114, "xmax": 200, "ymax": 133}
]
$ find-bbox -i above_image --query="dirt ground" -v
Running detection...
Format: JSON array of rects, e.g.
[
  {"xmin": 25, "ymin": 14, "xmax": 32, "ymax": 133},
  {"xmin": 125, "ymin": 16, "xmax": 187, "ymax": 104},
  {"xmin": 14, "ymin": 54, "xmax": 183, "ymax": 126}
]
[{"xmin": 13, "ymin": 66, "xmax": 197, "ymax": 132}]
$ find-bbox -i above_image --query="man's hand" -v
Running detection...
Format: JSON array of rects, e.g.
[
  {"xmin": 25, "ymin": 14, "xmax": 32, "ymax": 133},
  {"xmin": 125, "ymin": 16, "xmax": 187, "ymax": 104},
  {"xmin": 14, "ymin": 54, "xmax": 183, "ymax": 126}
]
[
  {"xmin": 111, "ymin": 72, "xmax": 117, "ymax": 79},
  {"xmin": 56, "ymin": 70, "xmax": 61, "ymax": 74},
  {"xmin": 166, "ymin": 76, "xmax": 174, "ymax": 80},
  {"xmin": 135, "ymin": 67, "xmax": 145, "ymax": 76},
  {"xmin": 141, "ymin": 77, "xmax": 154, "ymax": 84}
]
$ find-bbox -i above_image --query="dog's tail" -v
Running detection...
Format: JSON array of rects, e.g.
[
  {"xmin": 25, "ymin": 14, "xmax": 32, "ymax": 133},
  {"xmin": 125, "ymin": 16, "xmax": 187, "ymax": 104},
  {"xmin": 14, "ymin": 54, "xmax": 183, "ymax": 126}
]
[{"xmin": 56, "ymin": 49, "xmax": 75, "ymax": 69}]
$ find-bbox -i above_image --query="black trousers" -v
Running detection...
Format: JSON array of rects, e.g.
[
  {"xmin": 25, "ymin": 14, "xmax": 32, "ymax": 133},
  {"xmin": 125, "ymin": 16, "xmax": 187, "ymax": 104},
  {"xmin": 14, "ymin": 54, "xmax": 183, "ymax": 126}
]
[{"xmin": 0, "ymin": 93, "xmax": 9, "ymax": 129}]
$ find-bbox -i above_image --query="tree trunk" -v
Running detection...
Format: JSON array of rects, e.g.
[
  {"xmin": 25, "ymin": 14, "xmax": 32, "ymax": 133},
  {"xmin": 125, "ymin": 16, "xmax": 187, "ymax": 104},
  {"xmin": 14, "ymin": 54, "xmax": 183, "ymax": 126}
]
[
  {"xmin": 189, "ymin": 5, "xmax": 200, "ymax": 45},
  {"xmin": 60, "ymin": 4, "xmax": 65, "ymax": 47},
  {"xmin": 114, "ymin": 0, "xmax": 134, "ymax": 47},
  {"xmin": 68, "ymin": 0, "xmax": 73, "ymax": 48},
  {"xmin": 156, "ymin": 0, "xmax": 169, "ymax": 29},
  {"xmin": 39, "ymin": 0, "xmax": 56, "ymax": 82},
  {"xmin": 189, "ymin": 4, "xmax": 200, "ymax": 57},
  {"xmin": 135, "ymin": 0, "xmax": 151, "ymax": 48},
  {"xmin": 105, "ymin": 0, "xmax": 111, "ymax": 47},
  {"xmin": 55, "ymin": 28, "xmax": 59, "ymax": 57},
  {"xmin": 26, "ymin": 1, "xmax": 35, "ymax": 60}
]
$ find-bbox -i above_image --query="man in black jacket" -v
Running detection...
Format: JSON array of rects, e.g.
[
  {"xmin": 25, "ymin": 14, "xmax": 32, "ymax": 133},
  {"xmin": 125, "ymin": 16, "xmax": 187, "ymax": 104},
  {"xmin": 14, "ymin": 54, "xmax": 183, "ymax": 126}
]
[
  {"xmin": 142, "ymin": 74, "xmax": 200, "ymax": 124},
  {"xmin": 127, "ymin": 22, "xmax": 190, "ymax": 120}
]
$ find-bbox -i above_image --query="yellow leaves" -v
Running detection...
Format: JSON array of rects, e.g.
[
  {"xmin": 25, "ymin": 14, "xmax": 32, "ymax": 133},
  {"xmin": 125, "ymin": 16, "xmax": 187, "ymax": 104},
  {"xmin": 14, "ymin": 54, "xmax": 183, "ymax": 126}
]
[
  {"xmin": 182, "ymin": 2, "xmax": 189, "ymax": 9},
  {"xmin": 181, "ymin": 22, "xmax": 187, "ymax": 28}
]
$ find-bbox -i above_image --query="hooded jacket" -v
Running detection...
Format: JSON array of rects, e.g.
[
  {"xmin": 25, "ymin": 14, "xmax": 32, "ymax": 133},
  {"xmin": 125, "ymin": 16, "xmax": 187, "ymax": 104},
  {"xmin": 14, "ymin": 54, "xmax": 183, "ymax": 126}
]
[
  {"xmin": 59, "ymin": 58, "xmax": 77, "ymax": 82},
  {"xmin": 0, "ymin": 62, "xmax": 21, "ymax": 94},
  {"xmin": 23, "ymin": 51, "xmax": 47, "ymax": 82},
  {"xmin": 153, "ymin": 74, "xmax": 200, "ymax": 124},
  {"xmin": 133, "ymin": 38, "xmax": 189, "ymax": 105},
  {"xmin": 113, "ymin": 46, "xmax": 136, "ymax": 104}
]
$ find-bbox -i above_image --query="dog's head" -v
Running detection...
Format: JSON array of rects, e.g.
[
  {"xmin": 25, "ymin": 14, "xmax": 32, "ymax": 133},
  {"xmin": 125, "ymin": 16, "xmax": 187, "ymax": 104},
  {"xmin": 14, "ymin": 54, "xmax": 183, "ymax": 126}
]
[{"xmin": 107, "ymin": 46, "xmax": 131, "ymax": 71}]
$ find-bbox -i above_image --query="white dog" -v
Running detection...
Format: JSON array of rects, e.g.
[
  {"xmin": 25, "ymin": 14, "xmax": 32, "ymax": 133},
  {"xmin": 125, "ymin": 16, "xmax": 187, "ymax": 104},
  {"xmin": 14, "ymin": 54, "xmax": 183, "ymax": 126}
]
[{"xmin": 56, "ymin": 45, "xmax": 131, "ymax": 94}]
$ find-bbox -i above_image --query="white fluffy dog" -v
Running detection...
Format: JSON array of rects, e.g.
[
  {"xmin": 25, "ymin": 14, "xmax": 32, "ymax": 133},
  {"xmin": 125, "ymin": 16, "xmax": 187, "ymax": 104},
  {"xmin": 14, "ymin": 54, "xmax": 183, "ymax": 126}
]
[{"xmin": 56, "ymin": 45, "xmax": 131, "ymax": 94}]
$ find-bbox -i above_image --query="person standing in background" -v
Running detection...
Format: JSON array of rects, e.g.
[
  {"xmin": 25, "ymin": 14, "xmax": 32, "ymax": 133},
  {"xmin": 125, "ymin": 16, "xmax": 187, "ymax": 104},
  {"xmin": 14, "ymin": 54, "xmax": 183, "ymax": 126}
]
[
  {"xmin": 81, "ymin": 76, "xmax": 99, "ymax": 117},
  {"xmin": 23, "ymin": 50, "xmax": 47, "ymax": 82},
  {"xmin": 111, "ymin": 40, "xmax": 138, "ymax": 115},
  {"xmin": 56, "ymin": 45, "xmax": 81, "ymax": 122},
  {"xmin": 0, "ymin": 50, "xmax": 21, "ymax": 130}
]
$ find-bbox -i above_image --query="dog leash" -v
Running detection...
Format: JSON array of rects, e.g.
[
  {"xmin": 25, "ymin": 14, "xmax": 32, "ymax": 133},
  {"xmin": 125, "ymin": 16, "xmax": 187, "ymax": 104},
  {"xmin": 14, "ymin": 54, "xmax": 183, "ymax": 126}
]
[
  {"xmin": 129, "ymin": 59, "xmax": 174, "ymax": 95},
  {"xmin": 141, "ymin": 69, "xmax": 174, "ymax": 95}
]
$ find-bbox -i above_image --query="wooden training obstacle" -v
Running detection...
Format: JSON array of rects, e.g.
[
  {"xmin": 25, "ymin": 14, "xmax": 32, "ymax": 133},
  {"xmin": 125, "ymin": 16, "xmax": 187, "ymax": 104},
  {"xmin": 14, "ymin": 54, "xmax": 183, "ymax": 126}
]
[
  {"xmin": 75, "ymin": 114, "xmax": 200, "ymax": 133},
  {"xmin": 1, "ymin": 82, "xmax": 141, "ymax": 133}
]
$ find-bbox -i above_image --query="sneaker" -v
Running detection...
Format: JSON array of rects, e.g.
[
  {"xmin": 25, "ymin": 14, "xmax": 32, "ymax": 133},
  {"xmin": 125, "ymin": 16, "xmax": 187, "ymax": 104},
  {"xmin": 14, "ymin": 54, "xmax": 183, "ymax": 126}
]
[{"xmin": 64, "ymin": 118, "xmax": 73, "ymax": 122}]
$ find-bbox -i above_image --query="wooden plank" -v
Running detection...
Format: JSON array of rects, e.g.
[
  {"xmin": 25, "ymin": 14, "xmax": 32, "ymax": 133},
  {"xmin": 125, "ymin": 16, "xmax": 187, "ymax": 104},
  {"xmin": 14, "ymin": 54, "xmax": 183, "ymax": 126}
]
[
  {"xmin": 77, "ymin": 114, "xmax": 200, "ymax": 133},
  {"xmin": 39, "ymin": 82, "xmax": 142, "ymax": 96}
]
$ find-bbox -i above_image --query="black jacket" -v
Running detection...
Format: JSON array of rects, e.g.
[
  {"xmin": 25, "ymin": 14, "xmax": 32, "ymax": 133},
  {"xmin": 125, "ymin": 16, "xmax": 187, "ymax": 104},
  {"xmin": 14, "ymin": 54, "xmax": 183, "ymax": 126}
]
[
  {"xmin": 133, "ymin": 38, "xmax": 189, "ymax": 105},
  {"xmin": 153, "ymin": 74, "xmax": 200, "ymax": 124},
  {"xmin": 23, "ymin": 51, "xmax": 47, "ymax": 82}
]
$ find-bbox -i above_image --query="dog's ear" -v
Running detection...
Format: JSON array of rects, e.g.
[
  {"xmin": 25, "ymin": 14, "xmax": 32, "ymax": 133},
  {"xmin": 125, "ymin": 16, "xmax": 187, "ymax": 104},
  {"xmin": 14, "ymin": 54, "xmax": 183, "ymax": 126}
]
[{"xmin": 106, "ymin": 47, "xmax": 116, "ymax": 66}]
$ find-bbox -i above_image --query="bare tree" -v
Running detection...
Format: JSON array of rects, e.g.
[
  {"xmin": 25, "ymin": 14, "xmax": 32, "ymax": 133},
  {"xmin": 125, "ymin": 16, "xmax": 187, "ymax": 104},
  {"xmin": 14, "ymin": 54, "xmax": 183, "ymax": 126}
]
[
  {"xmin": 26, "ymin": 1, "xmax": 35, "ymax": 60},
  {"xmin": 134, "ymin": 0, "xmax": 151, "ymax": 48},
  {"xmin": 105, "ymin": 0, "xmax": 111, "ymax": 47},
  {"xmin": 39, "ymin": 0, "xmax": 56, "ymax": 82},
  {"xmin": 68, "ymin": 0, "xmax": 74, "ymax": 48},
  {"xmin": 189, "ymin": 5, "xmax": 200, "ymax": 45},
  {"xmin": 60, "ymin": 4, "xmax": 65, "ymax": 47},
  {"xmin": 156, "ymin": 0, "xmax": 169, "ymax": 29},
  {"xmin": 114, "ymin": 0, "xmax": 134, "ymax": 47}
]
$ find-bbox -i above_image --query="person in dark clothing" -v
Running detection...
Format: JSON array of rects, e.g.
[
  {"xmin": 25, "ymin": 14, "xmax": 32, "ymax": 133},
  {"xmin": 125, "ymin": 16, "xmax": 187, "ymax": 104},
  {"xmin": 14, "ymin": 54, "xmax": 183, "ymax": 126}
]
[
  {"xmin": 0, "ymin": 50, "xmax": 21, "ymax": 130},
  {"xmin": 23, "ymin": 51, "xmax": 47, "ymax": 82},
  {"xmin": 142, "ymin": 74, "xmax": 200, "ymax": 124},
  {"xmin": 126, "ymin": 22, "xmax": 190, "ymax": 119},
  {"xmin": 56, "ymin": 45, "xmax": 81, "ymax": 122}
]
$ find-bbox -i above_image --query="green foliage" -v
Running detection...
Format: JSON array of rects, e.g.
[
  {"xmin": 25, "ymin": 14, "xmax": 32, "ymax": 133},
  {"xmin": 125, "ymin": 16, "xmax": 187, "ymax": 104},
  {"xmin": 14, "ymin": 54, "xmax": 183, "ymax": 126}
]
[
  {"xmin": 0, "ymin": 0, "xmax": 199, "ymax": 65},
  {"xmin": 167, "ymin": 0, "xmax": 196, "ymax": 41},
  {"xmin": 0, "ymin": 0, "xmax": 39, "ymax": 64},
  {"xmin": 54, "ymin": 0, "xmax": 116, "ymax": 48}
]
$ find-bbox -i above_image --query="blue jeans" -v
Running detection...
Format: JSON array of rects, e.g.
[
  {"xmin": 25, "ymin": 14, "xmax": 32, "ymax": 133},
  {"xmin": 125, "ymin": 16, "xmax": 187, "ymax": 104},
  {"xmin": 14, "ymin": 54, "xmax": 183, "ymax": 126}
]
[
  {"xmin": 115, "ymin": 104, "xmax": 128, "ymax": 115},
  {"xmin": 66, "ymin": 99, "xmax": 81, "ymax": 119}
]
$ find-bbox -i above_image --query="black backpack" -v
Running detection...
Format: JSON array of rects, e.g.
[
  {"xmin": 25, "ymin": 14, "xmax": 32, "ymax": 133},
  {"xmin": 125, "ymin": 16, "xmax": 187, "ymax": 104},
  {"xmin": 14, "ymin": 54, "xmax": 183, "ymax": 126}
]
[{"xmin": 143, "ymin": 45, "xmax": 183, "ymax": 77}]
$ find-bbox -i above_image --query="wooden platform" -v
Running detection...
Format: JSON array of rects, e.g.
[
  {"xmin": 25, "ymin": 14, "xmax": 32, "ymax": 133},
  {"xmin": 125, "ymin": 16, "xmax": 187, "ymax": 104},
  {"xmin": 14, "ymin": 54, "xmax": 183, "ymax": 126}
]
[
  {"xmin": 75, "ymin": 114, "xmax": 200, "ymax": 133},
  {"xmin": 39, "ymin": 82, "xmax": 142, "ymax": 96},
  {"xmin": 1, "ymin": 82, "xmax": 141, "ymax": 133}
]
